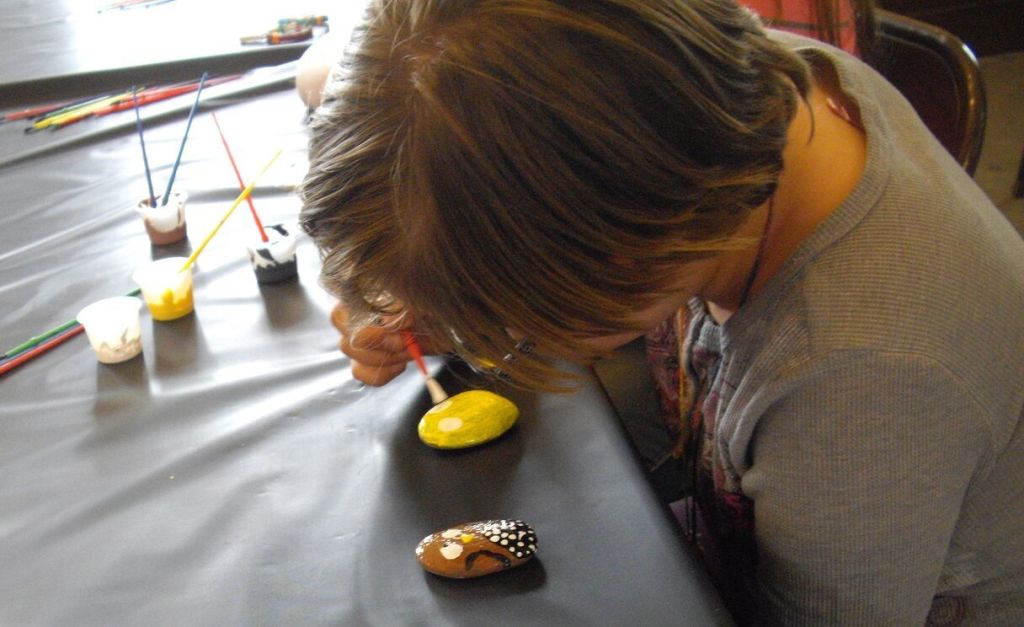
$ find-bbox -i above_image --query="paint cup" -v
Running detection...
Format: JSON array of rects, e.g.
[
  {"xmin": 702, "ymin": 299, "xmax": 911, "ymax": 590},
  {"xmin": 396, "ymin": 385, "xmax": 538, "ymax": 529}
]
[
  {"xmin": 137, "ymin": 191, "xmax": 188, "ymax": 245},
  {"xmin": 132, "ymin": 257, "xmax": 194, "ymax": 321},
  {"xmin": 245, "ymin": 223, "xmax": 298, "ymax": 284},
  {"xmin": 76, "ymin": 296, "xmax": 143, "ymax": 364}
]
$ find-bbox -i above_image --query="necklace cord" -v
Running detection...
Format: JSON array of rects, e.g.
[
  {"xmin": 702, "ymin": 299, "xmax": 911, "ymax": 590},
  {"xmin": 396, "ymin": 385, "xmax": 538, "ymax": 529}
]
[{"xmin": 737, "ymin": 196, "xmax": 775, "ymax": 308}]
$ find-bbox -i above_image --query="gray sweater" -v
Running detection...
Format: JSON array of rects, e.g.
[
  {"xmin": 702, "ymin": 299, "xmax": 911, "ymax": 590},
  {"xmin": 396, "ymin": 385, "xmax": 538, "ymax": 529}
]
[{"xmin": 683, "ymin": 34, "xmax": 1024, "ymax": 625}]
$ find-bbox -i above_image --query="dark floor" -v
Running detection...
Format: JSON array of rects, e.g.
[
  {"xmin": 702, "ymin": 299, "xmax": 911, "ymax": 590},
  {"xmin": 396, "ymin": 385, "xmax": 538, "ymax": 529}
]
[{"xmin": 974, "ymin": 51, "xmax": 1024, "ymax": 234}]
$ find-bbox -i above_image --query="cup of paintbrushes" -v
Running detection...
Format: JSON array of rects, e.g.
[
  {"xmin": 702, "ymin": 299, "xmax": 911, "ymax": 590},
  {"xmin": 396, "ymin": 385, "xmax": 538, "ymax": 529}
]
[{"xmin": 137, "ymin": 191, "xmax": 188, "ymax": 245}]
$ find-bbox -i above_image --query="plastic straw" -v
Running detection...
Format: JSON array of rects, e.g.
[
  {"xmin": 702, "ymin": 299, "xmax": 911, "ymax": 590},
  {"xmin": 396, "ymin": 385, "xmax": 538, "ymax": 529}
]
[
  {"xmin": 179, "ymin": 148, "xmax": 283, "ymax": 272},
  {"xmin": 210, "ymin": 112, "xmax": 268, "ymax": 242},
  {"xmin": 132, "ymin": 87, "xmax": 157, "ymax": 207},
  {"xmin": 161, "ymin": 71, "xmax": 208, "ymax": 206}
]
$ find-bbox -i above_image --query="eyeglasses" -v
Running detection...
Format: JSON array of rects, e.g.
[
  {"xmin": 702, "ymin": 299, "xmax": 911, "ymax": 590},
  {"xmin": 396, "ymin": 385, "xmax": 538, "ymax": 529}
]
[{"xmin": 448, "ymin": 330, "xmax": 534, "ymax": 384}]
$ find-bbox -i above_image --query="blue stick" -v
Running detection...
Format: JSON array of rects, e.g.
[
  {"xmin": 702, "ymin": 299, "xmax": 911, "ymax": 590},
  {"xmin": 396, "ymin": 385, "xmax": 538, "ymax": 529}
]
[
  {"xmin": 160, "ymin": 71, "xmax": 208, "ymax": 206},
  {"xmin": 132, "ymin": 87, "xmax": 157, "ymax": 207}
]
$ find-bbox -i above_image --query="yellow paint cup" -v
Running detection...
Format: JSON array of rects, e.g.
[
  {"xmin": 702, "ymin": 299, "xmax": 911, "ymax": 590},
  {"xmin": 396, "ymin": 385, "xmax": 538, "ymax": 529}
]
[{"xmin": 132, "ymin": 257, "xmax": 194, "ymax": 321}]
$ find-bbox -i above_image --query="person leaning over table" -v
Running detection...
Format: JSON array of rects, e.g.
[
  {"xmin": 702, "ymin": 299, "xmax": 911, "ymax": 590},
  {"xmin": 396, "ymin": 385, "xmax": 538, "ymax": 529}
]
[{"xmin": 299, "ymin": 0, "xmax": 1024, "ymax": 624}]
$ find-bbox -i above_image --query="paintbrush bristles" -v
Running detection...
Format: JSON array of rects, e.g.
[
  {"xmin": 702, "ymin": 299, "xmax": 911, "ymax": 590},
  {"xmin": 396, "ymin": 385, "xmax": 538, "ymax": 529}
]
[
  {"xmin": 426, "ymin": 378, "xmax": 449, "ymax": 404},
  {"xmin": 401, "ymin": 330, "xmax": 449, "ymax": 404}
]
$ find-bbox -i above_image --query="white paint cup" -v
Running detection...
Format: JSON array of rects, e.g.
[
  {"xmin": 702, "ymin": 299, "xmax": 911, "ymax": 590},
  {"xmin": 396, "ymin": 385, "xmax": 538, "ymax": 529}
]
[{"xmin": 77, "ymin": 296, "xmax": 143, "ymax": 364}]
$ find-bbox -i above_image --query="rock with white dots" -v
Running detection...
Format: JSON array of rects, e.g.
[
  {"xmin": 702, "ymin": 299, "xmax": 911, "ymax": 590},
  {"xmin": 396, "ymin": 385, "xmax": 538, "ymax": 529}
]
[
  {"xmin": 415, "ymin": 519, "xmax": 538, "ymax": 579},
  {"xmin": 417, "ymin": 390, "xmax": 518, "ymax": 449}
]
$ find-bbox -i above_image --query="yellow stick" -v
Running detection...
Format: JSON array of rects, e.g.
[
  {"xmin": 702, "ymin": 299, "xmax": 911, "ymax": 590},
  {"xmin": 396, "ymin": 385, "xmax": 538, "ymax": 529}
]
[{"xmin": 179, "ymin": 148, "xmax": 283, "ymax": 272}]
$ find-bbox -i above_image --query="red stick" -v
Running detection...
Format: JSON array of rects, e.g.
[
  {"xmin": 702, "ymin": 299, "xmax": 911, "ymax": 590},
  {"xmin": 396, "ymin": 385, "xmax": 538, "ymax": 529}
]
[
  {"xmin": 210, "ymin": 112, "xmax": 269, "ymax": 242},
  {"xmin": 401, "ymin": 331, "xmax": 430, "ymax": 376},
  {"xmin": 3, "ymin": 100, "xmax": 76, "ymax": 122},
  {"xmin": 0, "ymin": 325, "xmax": 85, "ymax": 377}
]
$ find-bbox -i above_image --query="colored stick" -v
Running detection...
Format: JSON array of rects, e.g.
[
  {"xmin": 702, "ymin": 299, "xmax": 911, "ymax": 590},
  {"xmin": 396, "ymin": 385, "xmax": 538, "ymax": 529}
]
[
  {"xmin": 2, "ymin": 97, "xmax": 85, "ymax": 123},
  {"xmin": 179, "ymin": 148, "xmax": 282, "ymax": 272},
  {"xmin": 210, "ymin": 112, "xmax": 268, "ymax": 242},
  {"xmin": 27, "ymin": 91, "xmax": 133, "ymax": 132},
  {"xmin": 0, "ymin": 325, "xmax": 85, "ymax": 378},
  {"xmin": 83, "ymin": 76, "xmax": 239, "ymax": 119},
  {"xmin": 26, "ymin": 92, "xmax": 125, "ymax": 125},
  {"xmin": 3, "ymin": 320, "xmax": 78, "ymax": 359},
  {"xmin": 161, "ymin": 71, "xmax": 208, "ymax": 206},
  {"xmin": 401, "ymin": 330, "xmax": 449, "ymax": 404},
  {"xmin": 133, "ymin": 87, "xmax": 157, "ymax": 207}
]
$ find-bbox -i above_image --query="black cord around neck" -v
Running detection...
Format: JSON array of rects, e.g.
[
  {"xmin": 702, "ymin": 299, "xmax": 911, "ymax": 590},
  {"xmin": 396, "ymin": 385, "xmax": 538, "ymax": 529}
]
[{"xmin": 737, "ymin": 197, "xmax": 775, "ymax": 308}]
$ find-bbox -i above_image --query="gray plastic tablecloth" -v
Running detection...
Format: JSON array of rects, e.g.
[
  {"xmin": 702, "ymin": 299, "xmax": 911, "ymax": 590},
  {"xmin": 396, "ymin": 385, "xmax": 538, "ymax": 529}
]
[
  {"xmin": 0, "ymin": 0, "xmax": 363, "ymax": 108},
  {"xmin": 0, "ymin": 39, "xmax": 732, "ymax": 627}
]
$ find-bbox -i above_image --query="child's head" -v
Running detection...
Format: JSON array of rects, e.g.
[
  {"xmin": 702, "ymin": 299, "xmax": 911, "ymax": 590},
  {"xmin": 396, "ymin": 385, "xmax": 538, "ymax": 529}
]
[{"xmin": 301, "ymin": 0, "xmax": 809, "ymax": 389}]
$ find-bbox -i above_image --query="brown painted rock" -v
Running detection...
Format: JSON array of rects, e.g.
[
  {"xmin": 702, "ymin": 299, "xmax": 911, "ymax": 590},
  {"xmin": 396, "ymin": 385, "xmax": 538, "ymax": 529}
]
[{"xmin": 415, "ymin": 519, "xmax": 538, "ymax": 579}]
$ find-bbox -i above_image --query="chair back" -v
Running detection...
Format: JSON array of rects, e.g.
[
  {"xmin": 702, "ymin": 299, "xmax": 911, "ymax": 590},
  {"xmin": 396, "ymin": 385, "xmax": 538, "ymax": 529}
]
[{"xmin": 870, "ymin": 9, "xmax": 987, "ymax": 175}]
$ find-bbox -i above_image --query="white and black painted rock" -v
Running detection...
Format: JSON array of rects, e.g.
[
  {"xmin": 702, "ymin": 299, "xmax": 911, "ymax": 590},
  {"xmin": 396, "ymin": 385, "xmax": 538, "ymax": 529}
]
[{"xmin": 415, "ymin": 519, "xmax": 538, "ymax": 578}]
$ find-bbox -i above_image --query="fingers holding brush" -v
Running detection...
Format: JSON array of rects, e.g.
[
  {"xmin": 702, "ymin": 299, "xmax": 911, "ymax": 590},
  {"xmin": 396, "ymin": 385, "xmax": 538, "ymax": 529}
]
[{"xmin": 330, "ymin": 301, "xmax": 418, "ymax": 386}]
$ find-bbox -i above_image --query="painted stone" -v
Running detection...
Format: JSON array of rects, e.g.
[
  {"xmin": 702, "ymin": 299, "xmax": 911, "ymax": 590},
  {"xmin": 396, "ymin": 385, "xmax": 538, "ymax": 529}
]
[
  {"xmin": 415, "ymin": 519, "xmax": 538, "ymax": 579},
  {"xmin": 417, "ymin": 390, "xmax": 518, "ymax": 449}
]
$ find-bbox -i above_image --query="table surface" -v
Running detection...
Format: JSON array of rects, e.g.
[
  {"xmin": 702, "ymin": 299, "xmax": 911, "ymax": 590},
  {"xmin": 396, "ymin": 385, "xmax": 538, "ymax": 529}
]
[
  {"xmin": 0, "ymin": 6, "xmax": 732, "ymax": 624},
  {"xmin": 0, "ymin": 0, "xmax": 364, "ymax": 108}
]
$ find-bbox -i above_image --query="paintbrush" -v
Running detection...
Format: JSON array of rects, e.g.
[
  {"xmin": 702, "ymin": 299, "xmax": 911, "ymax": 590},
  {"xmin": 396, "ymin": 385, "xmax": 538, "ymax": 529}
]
[
  {"xmin": 0, "ymin": 326, "xmax": 85, "ymax": 377},
  {"xmin": 132, "ymin": 87, "xmax": 157, "ymax": 207},
  {"xmin": 210, "ymin": 112, "xmax": 268, "ymax": 242},
  {"xmin": 401, "ymin": 330, "xmax": 449, "ymax": 404},
  {"xmin": 178, "ymin": 149, "xmax": 282, "ymax": 272},
  {"xmin": 161, "ymin": 72, "xmax": 208, "ymax": 206}
]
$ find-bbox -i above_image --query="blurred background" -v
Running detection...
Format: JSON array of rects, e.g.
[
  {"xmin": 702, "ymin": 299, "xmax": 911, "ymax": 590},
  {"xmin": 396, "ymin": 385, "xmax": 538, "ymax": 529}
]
[{"xmin": 876, "ymin": 0, "xmax": 1023, "ymax": 233}]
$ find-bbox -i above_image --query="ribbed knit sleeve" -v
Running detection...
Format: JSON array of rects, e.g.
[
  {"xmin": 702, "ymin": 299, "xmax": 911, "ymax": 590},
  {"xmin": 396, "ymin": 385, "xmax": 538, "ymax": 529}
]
[{"xmin": 742, "ymin": 351, "xmax": 985, "ymax": 624}]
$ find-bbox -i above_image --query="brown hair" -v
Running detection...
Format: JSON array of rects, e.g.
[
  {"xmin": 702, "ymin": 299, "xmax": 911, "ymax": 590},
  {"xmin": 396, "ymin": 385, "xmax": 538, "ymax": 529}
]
[{"xmin": 301, "ymin": 0, "xmax": 810, "ymax": 390}]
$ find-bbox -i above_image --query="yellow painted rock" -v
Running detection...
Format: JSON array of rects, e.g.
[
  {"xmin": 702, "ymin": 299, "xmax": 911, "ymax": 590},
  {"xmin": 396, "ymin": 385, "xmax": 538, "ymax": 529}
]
[
  {"xmin": 417, "ymin": 390, "xmax": 518, "ymax": 449},
  {"xmin": 416, "ymin": 519, "xmax": 538, "ymax": 578}
]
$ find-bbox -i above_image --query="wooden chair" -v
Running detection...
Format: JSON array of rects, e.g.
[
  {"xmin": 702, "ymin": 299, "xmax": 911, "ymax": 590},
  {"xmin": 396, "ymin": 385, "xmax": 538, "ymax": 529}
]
[{"xmin": 870, "ymin": 9, "xmax": 987, "ymax": 175}]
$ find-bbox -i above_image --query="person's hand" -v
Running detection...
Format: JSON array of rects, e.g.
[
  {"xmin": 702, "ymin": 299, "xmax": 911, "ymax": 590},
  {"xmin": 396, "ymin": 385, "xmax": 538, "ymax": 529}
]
[{"xmin": 330, "ymin": 301, "xmax": 447, "ymax": 386}]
